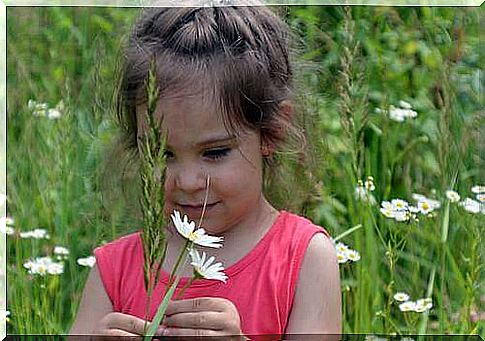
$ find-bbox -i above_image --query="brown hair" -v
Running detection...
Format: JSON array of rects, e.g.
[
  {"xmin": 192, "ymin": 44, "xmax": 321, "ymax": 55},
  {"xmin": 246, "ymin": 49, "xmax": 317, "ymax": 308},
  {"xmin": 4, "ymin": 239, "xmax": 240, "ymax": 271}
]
[{"xmin": 103, "ymin": 7, "xmax": 317, "ymax": 222}]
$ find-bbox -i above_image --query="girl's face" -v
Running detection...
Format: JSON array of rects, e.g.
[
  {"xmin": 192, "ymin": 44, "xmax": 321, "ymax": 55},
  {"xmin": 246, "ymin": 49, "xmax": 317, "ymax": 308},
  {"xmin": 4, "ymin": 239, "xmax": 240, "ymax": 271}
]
[{"xmin": 138, "ymin": 91, "xmax": 267, "ymax": 236}]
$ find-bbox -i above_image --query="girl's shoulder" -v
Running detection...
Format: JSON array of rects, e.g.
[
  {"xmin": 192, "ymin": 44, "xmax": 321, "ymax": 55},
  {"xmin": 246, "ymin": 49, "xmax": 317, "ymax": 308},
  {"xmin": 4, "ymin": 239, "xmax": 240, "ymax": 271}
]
[
  {"xmin": 93, "ymin": 231, "xmax": 143, "ymax": 269},
  {"xmin": 278, "ymin": 210, "xmax": 330, "ymax": 238}
]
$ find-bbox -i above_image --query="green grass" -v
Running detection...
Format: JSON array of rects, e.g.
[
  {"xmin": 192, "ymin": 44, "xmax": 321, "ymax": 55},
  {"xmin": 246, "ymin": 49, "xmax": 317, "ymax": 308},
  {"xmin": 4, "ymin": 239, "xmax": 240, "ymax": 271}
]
[{"xmin": 5, "ymin": 6, "xmax": 484, "ymax": 337}]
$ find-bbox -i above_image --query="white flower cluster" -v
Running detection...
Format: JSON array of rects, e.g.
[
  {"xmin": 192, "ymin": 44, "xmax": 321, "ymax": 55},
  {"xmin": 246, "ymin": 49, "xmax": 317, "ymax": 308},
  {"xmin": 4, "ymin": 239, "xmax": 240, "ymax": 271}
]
[
  {"xmin": 458, "ymin": 185, "xmax": 485, "ymax": 214},
  {"xmin": 77, "ymin": 256, "xmax": 96, "ymax": 268},
  {"xmin": 24, "ymin": 256, "xmax": 64, "ymax": 276},
  {"xmin": 28, "ymin": 99, "xmax": 63, "ymax": 119},
  {"xmin": 393, "ymin": 292, "xmax": 432, "ymax": 313},
  {"xmin": 54, "ymin": 246, "xmax": 69, "ymax": 260},
  {"xmin": 380, "ymin": 194, "xmax": 441, "ymax": 222},
  {"xmin": 354, "ymin": 176, "xmax": 376, "ymax": 205},
  {"xmin": 0, "ymin": 216, "xmax": 15, "ymax": 235},
  {"xmin": 365, "ymin": 335, "xmax": 388, "ymax": 341},
  {"xmin": 334, "ymin": 241, "xmax": 361, "ymax": 264},
  {"xmin": 19, "ymin": 228, "xmax": 50, "ymax": 239},
  {"xmin": 0, "ymin": 310, "xmax": 10, "ymax": 323},
  {"xmin": 375, "ymin": 100, "xmax": 418, "ymax": 122},
  {"xmin": 171, "ymin": 210, "xmax": 227, "ymax": 282}
]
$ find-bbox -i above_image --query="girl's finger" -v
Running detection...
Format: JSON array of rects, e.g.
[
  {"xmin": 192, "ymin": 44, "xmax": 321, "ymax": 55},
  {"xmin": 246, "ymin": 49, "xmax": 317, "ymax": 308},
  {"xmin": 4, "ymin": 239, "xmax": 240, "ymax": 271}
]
[
  {"xmin": 101, "ymin": 328, "xmax": 140, "ymax": 337},
  {"xmin": 162, "ymin": 327, "xmax": 220, "ymax": 338},
  {"xmin": 164, "ymin": 311, "xmax": 224, "ymax": 330},
  {"xmin": 104, "ymin": 312, "xmax": 149, "ymax": 335},
  {"xmin": 165, "ymin": 297, "xmax": 226, "ymax": 315}
]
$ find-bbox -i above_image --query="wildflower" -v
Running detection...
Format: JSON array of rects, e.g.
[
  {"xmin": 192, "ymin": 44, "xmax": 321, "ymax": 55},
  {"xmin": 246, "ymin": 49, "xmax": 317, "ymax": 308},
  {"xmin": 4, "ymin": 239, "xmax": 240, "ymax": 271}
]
[
  {"xmin": 398, "ymin": 100, "xmax": 412, "ymax": 109},
  {"xmin": 408, "ymin": 205, "xmax": 419, "ymax": 213},
  {"xmin": 364, "ymin": 176, "xmax": 375, "ymax": 191},
  {"xmin": 412, "ymin": 193, "xmax": 428, "ymax": 202},
  {"xmin": 393, "ymin": 292, "xmax": 410, "ymax": 302},
  {"xmin": 189, "ymin": 248, "xmax": 227, "ymax": 283},
  {"xmin": 19, "ymin": 228, "xmax": 50, "ymax": 239},
  {"xmin": 471, "ymin": 185, "xmax": 485, "ymax": 194},
  {"xmin": 336, "ymin": 251, "xmax": 348, "ymax": 264},
  {"xmin": 388, "ymin": 105, "xmax": 418, "ymax": 122},
  {"xmin": 417, "ymin": 200, "xmax": 434, "ymax": 215},
  {"xmin": 47, "ymin": 108, "xmax": 61, "ymax": 119},
  {"xmin": 346, "ymin": 249, "xmax": 361, "ymax": 262},
  {"xmin": 445, "ymin": 190, "xmax": 460, "ymax": 203},
  {"xmin": 54, "ymin": 246, "xmax": 69, "ymax": 260},
  {"xmin": 0, "ymin": 216, "xmax": 15, "ymax": 235},
  {"xmin": 77, "ymin": 256, "xmax": 96, "ymax": 268},
  {"xmin": 29, "ymin": 100, "xmax": 49, "ymax": 117},
  {"xmin": 335, "ymin": 242, "xmax": 349, "ymax": 254},
  {"xmin": 171, "ymin": 210, "xmax": 223, "ymax": 248},
  {"xmin": 365, "ymin": 335, "xmax": 388, "ymax": 341},
  {"xmin": 354, "ymin": 180, "xmax": 376, "ymax": 205},
  {"xmin": 391, "ymin": 199, "xmax": 408, "ymax": 211},
  {"xmin": 476, "ymin": 194, "xmax": 485, "ymax": 203},
  {"xmin": 393, "ymin": 210, "xmax": 410, "ymax": 222},
  {"xmin": 399, "ymin": 301, "xmax": 417, "ymax": 312},
  {"xmin": 414, "ymin": 298, "xmax": 433, "ymax": 313},
  {"xmin": 29, "ymin": 99, "xmax": 63, "ymax": 119},
  {"xmin": 380, "ymin": 201, "xmax": 395, "ymax": 218},
  {"xmin": 459, "ymin": 198, "xmax": 481, "ymax": 214},
  {"xmin": 23, "ymin": 256, "xmax": 64, "ymax": 276},
  {"xmin": 0, "ymin": 310, "xmax": 10, "ymax": 323}
]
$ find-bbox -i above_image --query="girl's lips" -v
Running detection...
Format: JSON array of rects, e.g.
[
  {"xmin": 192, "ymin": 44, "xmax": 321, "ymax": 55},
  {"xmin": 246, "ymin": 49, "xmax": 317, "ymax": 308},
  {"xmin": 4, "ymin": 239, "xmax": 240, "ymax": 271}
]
[{"xmin": 177, "ymin": 202, "xmax": 219, "ymax": 217}]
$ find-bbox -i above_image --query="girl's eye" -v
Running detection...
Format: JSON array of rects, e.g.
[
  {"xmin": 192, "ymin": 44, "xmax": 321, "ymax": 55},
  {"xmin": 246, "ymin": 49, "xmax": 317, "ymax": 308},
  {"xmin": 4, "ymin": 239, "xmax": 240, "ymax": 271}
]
[{"xmin": 203, "ymin": 148, "xmax": 231, "ymax": 160}]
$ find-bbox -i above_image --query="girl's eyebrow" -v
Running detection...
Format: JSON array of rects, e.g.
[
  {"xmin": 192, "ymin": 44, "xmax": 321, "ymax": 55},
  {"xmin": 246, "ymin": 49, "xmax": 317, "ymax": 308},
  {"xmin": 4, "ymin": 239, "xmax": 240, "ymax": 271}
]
[{"xmin": 196, "ymin": 135, "xmax": 237, "ymax": 147}]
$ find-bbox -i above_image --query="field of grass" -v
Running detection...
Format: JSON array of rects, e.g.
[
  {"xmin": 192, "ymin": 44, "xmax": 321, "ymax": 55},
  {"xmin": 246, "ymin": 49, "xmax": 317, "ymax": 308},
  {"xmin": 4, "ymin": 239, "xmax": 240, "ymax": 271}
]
[{"xmin": 5, "ymin": 6, "xmax": 483, "ymax": 337}]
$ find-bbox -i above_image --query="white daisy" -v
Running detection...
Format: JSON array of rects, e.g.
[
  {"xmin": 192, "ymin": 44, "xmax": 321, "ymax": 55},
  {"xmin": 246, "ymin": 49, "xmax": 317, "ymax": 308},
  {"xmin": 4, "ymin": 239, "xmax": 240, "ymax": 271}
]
[
  {"xmin": 417, "ymin": 200, "xmax": 434, "ymax": 215},
  {"xmin": 171, "ymin": 210, "xmax": 223, "ymax": 248},
  {"xmin": 54, "ymin": 246, "xmax": 69, "ymax": 260},
  {"xmin": 459, "ymin": 198, "xmax": 481, "ymax": 214},
  {"xmin": 476, "ymin": 194, "xmax": 485, "ymax": 203},
  {"xmin": 399, "ymin": 301, "xmax": 417, "ymax": 312},
  {"xmin": 391, "ymin": 199, "xmax": 409, "ymax": 211},
  {"xmin": 399, "ymin": 100, "xmax": 412, "ymax": 109},
  {"xmin": 346, "ymin": 249, "xmax": 361, "ymax": 262},
  {"xmin": 20, "ymin": 228, "xmax": 50, "ymax": 239},
  {"xmin": 24, "ymin": 256, "xmax": 64, "ymax": 276},
  {"xmin": 393, "ymin": 210, "xmax": 410, "ymax": 222},
  {"xmin": 189, "ymin": 248, "xmax": 227, "ymax": 283},
  {"xmin": 77, "ymin": 256, "xmax": 96, "ymax": 268},
  {"xmin": 393, "ymin": 292, "xmax": 410, "ymax": 302},
  {"xmin": 414, "ymin": 298, "xmax": 433, "ymax": 313},
  {"xmin": 471, "ymin": 185, "xmax": 485, "ymax": 194},
  {"xmin": 0, "ymin": 310, "xmax": 10, "ymax": 323},
  {"xmin": 335, "ymin": 242, "xmax": 349, "ymax": 254},
  {"xmin": 445, "ymin": 190, "xmax": 460, "ymax": 203},
  {"xmin": 336, "ymin": 251, "xmax": 348, "ymax": 264}
]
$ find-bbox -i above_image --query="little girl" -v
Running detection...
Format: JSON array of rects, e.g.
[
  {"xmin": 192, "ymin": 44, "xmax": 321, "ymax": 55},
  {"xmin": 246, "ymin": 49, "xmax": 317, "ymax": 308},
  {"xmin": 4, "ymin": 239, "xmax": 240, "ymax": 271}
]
[{"xmin": 70, "ymin": 6, "xmax": 341, "ymax": 339}]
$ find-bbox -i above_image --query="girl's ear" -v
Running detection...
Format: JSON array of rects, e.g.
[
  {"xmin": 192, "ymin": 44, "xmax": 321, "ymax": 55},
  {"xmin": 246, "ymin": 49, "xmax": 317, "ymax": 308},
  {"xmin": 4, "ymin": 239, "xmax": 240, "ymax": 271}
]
[
  {"xmin": 278, "ymin": 100, "xmax": 294, "ymax": 120},
  {"xmin": 261, "ymin": 99, "xmax": 295, "ymax": 156}
]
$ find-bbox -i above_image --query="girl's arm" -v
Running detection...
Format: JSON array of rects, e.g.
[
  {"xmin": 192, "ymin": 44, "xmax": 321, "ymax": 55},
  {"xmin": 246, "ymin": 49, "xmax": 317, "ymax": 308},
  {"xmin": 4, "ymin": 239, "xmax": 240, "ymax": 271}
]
[
  {"xmin": 285, "ymin": 233, "xmax": 342, "ymax": 336},
  {"xmin": 69, "ymin": 265, "xmax": 113, "ymax": 334},
  {"xmin": 69, "ymin": 265, "xmax": 164, "ymax": 336}
]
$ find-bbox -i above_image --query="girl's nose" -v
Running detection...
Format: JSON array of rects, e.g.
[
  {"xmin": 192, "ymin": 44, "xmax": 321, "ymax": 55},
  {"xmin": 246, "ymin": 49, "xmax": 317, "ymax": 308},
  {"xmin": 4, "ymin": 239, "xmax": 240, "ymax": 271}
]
[{"xmin": 172, "ymin": 165, "xmax": 206, "ymax": 194}]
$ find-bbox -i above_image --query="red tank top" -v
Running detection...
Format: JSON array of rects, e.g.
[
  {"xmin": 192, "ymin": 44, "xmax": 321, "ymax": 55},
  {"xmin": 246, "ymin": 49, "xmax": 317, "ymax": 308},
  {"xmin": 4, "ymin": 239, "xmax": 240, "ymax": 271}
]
[{"xmin": 94, "ymin": 210, "xmax": 329, "ymax": 338}]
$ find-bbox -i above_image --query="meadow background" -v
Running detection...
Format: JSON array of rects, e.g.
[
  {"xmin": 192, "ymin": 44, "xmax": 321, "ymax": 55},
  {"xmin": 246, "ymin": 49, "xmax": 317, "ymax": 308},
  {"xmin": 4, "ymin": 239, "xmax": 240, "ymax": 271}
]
[{"xmin": 5, "ymin": 5, "xmax": 484, "ymax": 337}]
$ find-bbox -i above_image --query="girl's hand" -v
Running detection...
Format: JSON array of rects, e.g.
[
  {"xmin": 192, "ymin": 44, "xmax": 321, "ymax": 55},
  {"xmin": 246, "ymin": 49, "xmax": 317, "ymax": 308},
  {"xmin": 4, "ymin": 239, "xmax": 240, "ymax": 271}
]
[
  {"xmin": 161, "ymin": 297, "xmax": 246, "ymax": 340},
  {"xmin": 93, "ymin": 312, "xmax": 164, "ymax": 337}
]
